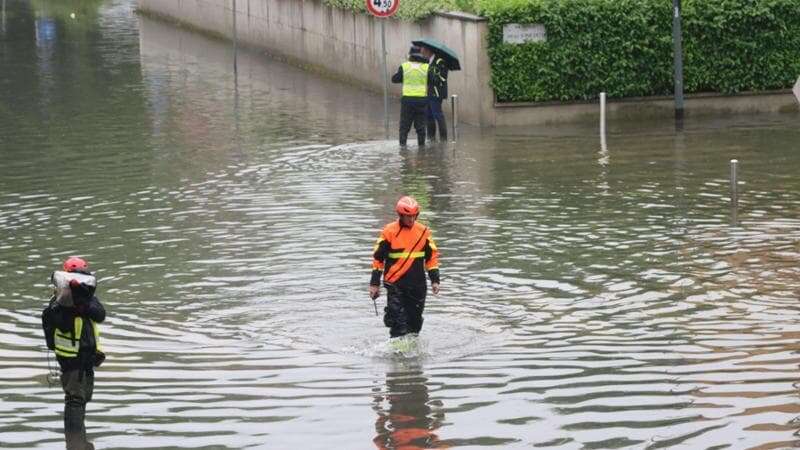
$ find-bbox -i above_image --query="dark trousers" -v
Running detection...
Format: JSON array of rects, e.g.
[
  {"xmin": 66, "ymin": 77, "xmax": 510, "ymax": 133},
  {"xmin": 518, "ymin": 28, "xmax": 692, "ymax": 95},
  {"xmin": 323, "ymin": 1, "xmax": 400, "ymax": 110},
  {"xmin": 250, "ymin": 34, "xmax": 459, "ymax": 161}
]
[
  {"xmin": 61, "ymin": 369, "xmax": 94, "ymax": 450},
  {"xmin": 383, "ymin": 283, "xmax": 427, "ymax": 338},
  {"xmin": 426, "ymin": 97, "xmax": 447, "ymax": 142},
  {"xmin": 399, "ymin": 98, "xmax": 427, "ymax": 147}
]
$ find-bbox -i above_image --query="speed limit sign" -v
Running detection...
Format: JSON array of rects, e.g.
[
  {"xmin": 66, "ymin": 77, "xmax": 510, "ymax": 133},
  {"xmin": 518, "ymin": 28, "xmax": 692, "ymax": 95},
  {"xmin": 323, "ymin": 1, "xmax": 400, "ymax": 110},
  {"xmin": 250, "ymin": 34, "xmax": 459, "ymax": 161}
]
[{"xmin": 366, "ymin": 0, "xmax": 399, "ymax": 17}]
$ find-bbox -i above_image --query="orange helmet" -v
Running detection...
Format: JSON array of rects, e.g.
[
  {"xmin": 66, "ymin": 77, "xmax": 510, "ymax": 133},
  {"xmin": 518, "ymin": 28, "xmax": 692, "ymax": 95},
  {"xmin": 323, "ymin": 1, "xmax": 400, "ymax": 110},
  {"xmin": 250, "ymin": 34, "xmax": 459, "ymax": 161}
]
[
  {"xmin": 395, "ymin": 196, "xmax": 420, "ymax": 216},
  {"xmin": 63, "ymin": 256, "xmax": 89, "ymax": 273}
]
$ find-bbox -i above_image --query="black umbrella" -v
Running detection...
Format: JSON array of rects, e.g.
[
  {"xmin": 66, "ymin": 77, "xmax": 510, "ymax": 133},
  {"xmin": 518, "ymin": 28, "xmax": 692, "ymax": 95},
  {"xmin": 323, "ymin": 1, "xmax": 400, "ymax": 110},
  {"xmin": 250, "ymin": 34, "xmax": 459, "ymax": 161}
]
[{"xmin": 412, "ymin": 38, "xmax": 461, "ymax": 71}]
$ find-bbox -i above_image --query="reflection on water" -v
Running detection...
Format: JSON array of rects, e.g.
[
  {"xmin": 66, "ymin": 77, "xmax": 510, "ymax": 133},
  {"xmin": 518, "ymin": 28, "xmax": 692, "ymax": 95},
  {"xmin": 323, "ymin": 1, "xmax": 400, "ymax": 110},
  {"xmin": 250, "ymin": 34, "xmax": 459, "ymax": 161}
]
[
  {"xmin": 2, "ymin": 0, "xmax": 800, "ymax": 448},
  {"xmin": 373, "ymin": 367, "xmax": 446, "ymax": 450}
]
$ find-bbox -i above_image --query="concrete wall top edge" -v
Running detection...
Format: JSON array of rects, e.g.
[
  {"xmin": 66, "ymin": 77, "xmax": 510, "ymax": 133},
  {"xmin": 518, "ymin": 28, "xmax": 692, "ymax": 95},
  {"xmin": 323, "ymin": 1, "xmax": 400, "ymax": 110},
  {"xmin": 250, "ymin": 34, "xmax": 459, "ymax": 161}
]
[{"xmin": 434, "ymin": 11, "xmax": 486, "ymax": 22}]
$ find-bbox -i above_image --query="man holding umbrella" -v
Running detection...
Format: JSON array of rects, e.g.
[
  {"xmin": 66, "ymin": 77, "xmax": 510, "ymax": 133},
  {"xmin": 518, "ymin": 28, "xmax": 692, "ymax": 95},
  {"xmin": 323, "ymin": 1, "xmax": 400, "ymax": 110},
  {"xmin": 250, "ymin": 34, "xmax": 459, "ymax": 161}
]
[{"xmin": 413, "ymin": 38, "xmax": 460, "ymax": 143}]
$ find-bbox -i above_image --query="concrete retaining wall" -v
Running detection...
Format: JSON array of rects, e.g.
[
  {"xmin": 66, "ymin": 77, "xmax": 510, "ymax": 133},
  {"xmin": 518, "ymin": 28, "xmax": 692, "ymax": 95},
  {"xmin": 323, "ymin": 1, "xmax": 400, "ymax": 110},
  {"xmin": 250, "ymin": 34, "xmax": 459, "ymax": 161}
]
[
  {"xmin": 137, "ymin": 0, "xmax": 798, "ymax": 127},
  {"xmin": 496, "ymin": 91, "xmax": 798, "ymax": 126}
]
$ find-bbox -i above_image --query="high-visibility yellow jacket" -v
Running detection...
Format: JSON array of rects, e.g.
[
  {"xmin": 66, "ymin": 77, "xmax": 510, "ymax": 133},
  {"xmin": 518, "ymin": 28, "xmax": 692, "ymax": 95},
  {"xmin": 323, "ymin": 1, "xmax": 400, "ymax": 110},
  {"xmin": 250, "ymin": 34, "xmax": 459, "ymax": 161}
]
[
  {"xmin": 400, "ymin": 62, "xmax": 429, "ymax": 97},
  {"xmin": 391, "ymin": 55, "xmax": 430, "ymax": 99},
  {"xmin": 42, "ymin": 295, "xmax": 105, "ymax": 371}
]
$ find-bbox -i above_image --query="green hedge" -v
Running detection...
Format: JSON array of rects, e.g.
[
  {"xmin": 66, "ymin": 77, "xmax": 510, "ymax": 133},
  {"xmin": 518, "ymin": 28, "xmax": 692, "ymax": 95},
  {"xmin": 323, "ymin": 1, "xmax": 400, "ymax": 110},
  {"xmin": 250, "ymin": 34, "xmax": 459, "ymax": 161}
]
[
  {"xmin": 476, "ymin": 0, "xmax": 800, "ymax": 102},
  {"xmin": 683, "ymin": 0, "xmax": 800, "ymax": 94}
]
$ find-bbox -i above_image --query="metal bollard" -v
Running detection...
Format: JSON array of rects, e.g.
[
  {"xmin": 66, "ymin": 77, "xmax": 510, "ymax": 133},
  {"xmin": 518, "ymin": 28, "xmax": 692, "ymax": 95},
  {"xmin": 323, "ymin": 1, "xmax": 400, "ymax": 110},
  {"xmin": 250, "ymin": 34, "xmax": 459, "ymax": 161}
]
[
  {"xmin": 730, "ymin": 159, "xmax": 738, "ymax": 208},
  {"xmin": 451, "ymin": 94, "xmax": 458, "ymax": 142},
  {"xmin": 599, "ymin": 92, "xmax": 607, "ymax": 151},
  {"xmin": 232, "ymin": 0, "xmax": 238, "ymax": 75}
]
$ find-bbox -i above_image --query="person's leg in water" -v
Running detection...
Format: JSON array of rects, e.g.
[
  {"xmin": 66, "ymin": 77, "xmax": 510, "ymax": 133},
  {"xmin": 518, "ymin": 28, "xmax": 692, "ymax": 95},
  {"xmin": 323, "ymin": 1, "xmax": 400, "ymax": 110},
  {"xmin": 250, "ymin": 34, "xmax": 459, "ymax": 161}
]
[
  {"xmin": 62, "ymin": 368, "xmax": 94, "ymax": 450},
  {"xmin": 398, "ymin": 99, "xmax": 414, "ymax": 147},
  {"xmin": 384, "ymin": 285, "xmax": 409, "ymax": 337},
  {"xmin": 430, "ymin": 97, "xmax": 447, "ymax": 142},
  {"xmin": 404, "ymin": 285, "xmax": 426, "ymax": 334},
  {"xmin": 426, "ymin": 99, "xmax": 437, "ymax": 142},
  {"xmin": 411, "ymin": 101, "xmax": 427, "ymax": 147}
]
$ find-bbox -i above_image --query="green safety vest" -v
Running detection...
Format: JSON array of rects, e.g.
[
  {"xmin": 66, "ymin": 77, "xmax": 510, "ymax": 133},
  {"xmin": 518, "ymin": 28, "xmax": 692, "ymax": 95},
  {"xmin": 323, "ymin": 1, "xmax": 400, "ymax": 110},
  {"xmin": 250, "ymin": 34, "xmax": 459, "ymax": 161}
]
[
  {"xmin": 53, "ymin": 317, "xmax": 101, "ymax": 358},
  {"xmin": 401, "ymin": 62, "xmax": 429, "ymax": 97}
]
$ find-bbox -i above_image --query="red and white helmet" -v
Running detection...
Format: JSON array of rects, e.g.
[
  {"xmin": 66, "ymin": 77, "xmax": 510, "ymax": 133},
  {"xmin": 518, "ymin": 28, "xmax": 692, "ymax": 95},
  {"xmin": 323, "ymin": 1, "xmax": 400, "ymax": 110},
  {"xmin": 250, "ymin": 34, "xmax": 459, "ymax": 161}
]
[
  {"xmin": 63, "ymin": 257, "xmax": 89, "ymax": 273},
  {"xmin": 395, "ymin": 196, "xmax": 420, "ymax": 216}
]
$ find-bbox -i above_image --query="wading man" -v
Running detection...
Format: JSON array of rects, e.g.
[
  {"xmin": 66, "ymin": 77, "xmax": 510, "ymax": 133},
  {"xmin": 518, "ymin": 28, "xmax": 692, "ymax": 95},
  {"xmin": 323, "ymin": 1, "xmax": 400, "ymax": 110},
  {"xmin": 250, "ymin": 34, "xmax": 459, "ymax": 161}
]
[
  {"xmin": 391, "ymin": 46, "xmax": 429, "ymax": 148},
  {"xmin": 369, "ymin": 196, "xmax": 440, "ymax": 338},
  {"xmin": 42, "ymin": 257, "xmax": 106, "ymax": 450}
]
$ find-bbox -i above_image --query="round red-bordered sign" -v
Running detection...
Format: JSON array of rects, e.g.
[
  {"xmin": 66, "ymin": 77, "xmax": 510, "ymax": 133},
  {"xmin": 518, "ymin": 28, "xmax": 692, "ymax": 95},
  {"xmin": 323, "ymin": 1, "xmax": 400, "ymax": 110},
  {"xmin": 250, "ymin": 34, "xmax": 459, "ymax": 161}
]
[{"xmin": 366, "ymin": 0, "xmax": 399, "ymax": 17}]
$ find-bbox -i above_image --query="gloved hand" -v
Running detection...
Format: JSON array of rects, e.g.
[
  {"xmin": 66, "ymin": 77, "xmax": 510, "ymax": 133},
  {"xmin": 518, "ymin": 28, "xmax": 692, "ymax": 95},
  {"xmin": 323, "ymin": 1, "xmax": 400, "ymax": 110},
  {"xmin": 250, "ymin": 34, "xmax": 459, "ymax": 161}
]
[
  {"xmin": 369, "ymin": 285, "xmax": 380, "ymax": 300},
  {"xmin": 93, "ymin": 350, "xmax": 106, "ymax": 368},
  {"xmin": 69, "ymin": 280, "xmax": 91, "ymax": 309}
]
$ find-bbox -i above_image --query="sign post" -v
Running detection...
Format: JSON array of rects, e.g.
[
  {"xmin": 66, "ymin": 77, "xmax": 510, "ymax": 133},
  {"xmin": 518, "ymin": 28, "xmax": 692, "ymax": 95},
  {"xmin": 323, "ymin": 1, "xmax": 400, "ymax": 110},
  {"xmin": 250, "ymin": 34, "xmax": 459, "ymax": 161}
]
[
  {"xmin": 793, "ymin": 76, "xmax": 800, "ymax": 105},
  {"xmin": 366, "ymin": 0, "xmax": 399, "ymax": 137},
  {"xmin": 233, "ymin": 0, "xmax": 238, "ymax": 76},
  {"xmin": 672, "ymin": 0, "xmax": 685, "ymax": 122}
]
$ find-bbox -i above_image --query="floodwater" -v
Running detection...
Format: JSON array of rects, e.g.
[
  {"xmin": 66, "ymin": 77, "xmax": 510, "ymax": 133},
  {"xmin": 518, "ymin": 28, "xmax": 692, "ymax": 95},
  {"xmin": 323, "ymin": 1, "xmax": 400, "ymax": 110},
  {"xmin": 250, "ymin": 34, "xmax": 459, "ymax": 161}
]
[{"xmin": 3, "ymin": 0, "xmax": 800, "ymax": 448}]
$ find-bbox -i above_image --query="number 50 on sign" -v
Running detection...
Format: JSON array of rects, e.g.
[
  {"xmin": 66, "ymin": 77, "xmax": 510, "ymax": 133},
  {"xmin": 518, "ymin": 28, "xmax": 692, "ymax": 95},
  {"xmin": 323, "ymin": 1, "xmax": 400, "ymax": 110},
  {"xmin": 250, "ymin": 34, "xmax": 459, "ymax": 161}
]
[{"xmin": 366, "ymin": 0, "xmax": 399, "ymax": 17}]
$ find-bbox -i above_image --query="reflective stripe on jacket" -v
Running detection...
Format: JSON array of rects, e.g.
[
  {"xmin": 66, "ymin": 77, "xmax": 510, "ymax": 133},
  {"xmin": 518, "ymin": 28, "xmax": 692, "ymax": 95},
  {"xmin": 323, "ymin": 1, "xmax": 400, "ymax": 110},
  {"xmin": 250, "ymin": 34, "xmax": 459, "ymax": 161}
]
[
  {"xmin": 373, "ymin": 220, "xmax": 439, "ymax": 286},
  {"xmin": 54, "ymin": 317, "xmax": 100, "ymax": 358},
  {"xmin": 430, "ymin": 57, "xmax": 448, "ymax": 98},
  {"xmin": 401, "ymin": 62, "xmax": 429, "ymax": 98}
]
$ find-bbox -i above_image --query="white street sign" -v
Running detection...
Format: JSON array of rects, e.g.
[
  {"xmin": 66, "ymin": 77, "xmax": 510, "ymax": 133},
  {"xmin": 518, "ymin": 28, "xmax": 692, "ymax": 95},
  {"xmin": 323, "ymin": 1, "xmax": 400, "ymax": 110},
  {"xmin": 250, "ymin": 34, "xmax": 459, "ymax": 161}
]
[{"xmin": 503, "ymin": 24, "xmax": 547, "ymax": 44}]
